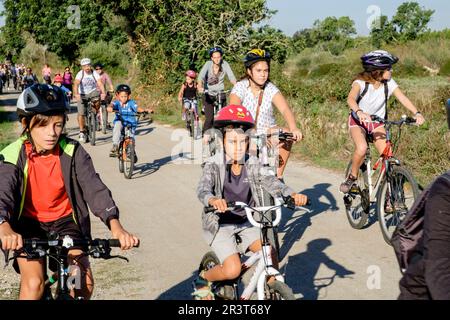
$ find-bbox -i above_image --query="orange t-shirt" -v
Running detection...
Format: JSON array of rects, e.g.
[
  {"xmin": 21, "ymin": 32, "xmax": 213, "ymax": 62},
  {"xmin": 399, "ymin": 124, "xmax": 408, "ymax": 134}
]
[{"xmin": 22, "ymin": 142, "xmax": 73, "ymax": 222}]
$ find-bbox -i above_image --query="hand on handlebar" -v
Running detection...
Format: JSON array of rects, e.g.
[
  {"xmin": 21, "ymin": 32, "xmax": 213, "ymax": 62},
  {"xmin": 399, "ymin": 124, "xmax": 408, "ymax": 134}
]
[
  {"xmin": 208, "ymin": 197, "xmax": 228, "ymax": 213},
  {"xmin": 414, "ymin": 113, "xmax": 425, "ymax": 126},
  {"xmin": 291, "ymin": 129, "xmax": 303, "ymax": 143},
  {"xmin": 358, "ymin": 111, "xmax": 372, "ymax": 123},
  {"xmin": 0, "ymin": 224, "xmax": 23, "ymax": 251},
  {"xmin": 292, "ymin": 193, "xmax": 309, "ymax": 207}
]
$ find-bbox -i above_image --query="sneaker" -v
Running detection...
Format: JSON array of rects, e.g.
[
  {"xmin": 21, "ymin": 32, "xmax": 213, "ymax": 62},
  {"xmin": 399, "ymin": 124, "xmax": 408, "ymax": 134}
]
[
  {"xmin": 340, "ymin": 174, "xmax": 357, "ymax": 193},
  {"xmin": 79, "ymin": 132, "xmax": 87, "ymax": 143},
  {"xmin": 109, "ymin": 145, "xmax": 118, "ymax": 157}
]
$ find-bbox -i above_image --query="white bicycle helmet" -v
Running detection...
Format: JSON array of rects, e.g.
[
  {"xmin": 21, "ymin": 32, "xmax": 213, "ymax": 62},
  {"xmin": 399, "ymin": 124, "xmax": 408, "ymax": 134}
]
[{"xmin": 80, "ymin": 58, "xmax": 91, "ymax": 66}]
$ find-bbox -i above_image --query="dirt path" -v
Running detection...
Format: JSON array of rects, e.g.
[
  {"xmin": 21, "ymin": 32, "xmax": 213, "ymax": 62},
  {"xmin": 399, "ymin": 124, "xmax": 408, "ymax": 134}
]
[{"xmin": 0, "ymin": 91, "xmax": 402, "ymax": 300}]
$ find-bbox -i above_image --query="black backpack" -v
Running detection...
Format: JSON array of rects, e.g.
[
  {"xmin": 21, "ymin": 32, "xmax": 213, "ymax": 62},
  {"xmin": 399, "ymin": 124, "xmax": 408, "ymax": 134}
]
[{"xmin": 391, "ymin": 173, "xmax": 450, "ymax": 273}]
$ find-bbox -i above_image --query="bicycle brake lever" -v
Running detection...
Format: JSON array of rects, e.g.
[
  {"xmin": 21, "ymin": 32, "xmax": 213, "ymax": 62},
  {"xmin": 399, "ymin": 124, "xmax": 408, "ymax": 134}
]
[
  {"xmin": 2, "ymin": 249, "xmax": 10, "ymax": 269},
  {"xmin": 108, "ymin": 255, "xmax": 129, "ymax": 263}
]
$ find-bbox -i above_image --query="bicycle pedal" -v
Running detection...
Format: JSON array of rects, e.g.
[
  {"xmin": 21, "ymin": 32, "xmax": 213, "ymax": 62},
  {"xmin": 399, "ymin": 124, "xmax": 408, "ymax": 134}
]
[{"xmin": 214, "ymin": 284, "xmax": 235, "ymax": 300}]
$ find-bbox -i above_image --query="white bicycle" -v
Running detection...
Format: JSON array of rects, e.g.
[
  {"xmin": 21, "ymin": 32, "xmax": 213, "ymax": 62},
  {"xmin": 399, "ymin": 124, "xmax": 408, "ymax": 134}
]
[{"xmin": 197, "ymin": 196, "xmax": 311, "ymax": 300}]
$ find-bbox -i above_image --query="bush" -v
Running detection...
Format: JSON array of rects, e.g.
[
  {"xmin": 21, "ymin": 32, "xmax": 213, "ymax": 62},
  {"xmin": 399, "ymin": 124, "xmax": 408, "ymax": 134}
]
[
  {"xmin": 79, "ymin": 41, "xmax": 131, "ymax": 77},
  {"xmin": 439, "ymin": 60, "xmax": 450, "ymax": 76}
]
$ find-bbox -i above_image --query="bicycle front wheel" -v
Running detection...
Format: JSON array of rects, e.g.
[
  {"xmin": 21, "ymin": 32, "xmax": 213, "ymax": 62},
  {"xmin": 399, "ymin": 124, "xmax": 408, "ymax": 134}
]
[
  {"xmin": 118, "ymin": 143, "xmax": 124, "ymax": 173},
  {"xmin": 376, "ymin": 165, "xmax": 419, "ymax": 245},
  {"xmin": 265, "ymin": 280, "xmax": 296, "ymax": 300},
  {"xmin": 343, "ymin": 161, "xmax": 370, "ymax": 229},
  {"xmin": 123, "ymin": 139, "xmax": 135, "ymax": 179}
]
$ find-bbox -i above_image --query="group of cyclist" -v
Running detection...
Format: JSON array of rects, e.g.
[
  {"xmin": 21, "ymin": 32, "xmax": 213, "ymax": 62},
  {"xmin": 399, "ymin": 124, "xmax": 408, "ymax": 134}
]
[{"xmin": 0, "ymin": 46, "xmax": 435, "ymax": 300}]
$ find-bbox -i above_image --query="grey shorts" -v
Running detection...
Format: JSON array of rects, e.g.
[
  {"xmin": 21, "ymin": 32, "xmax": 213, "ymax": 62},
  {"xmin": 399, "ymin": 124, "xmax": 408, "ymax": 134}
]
[
  {"xmin": 77, "ymin": 90, "xmax": 100, "ymax": 116},
  {"xmin": 211, "ymin": 221, "xmax": 261, "ymax": 264}
]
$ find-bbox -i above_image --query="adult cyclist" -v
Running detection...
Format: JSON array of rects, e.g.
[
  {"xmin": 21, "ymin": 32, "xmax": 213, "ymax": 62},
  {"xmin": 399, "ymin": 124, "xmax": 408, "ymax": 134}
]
[
  {"xmin": 198, "ymin": 47, "xmax": 237, "ymax": 135},
  {"xmin": 73, "ymin": 58, "xmax": 106, "ymax": 143}
]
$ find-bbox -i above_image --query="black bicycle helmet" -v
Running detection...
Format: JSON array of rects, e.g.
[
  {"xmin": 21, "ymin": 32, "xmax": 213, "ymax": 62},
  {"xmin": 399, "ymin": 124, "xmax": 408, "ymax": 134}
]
[
  {"xmin": 209, "ymin": 47, "xmax": 224, "ymax": 57},
  {"xmin": 361, "ymin": 50, "xmax": 399, "ymax": 71},
  {"xmin": 116, "ymin": 84, "xmax": 131, "ymax": 94},
  {"xmin": 244, "ymin": 49, "xmax": 271, "ymax": 69},
  {"xmin": 93, "ymin": 62, "xmax": 104, "ymax": 69},
  {"xmin": 16, "ymin": 84, "xmax": 69, "ymax": 118}
]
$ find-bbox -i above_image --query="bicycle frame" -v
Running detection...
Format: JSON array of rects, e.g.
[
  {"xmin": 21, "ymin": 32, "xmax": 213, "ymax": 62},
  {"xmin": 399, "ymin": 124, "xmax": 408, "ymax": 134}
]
[
  {"xmin": 361, "ymin": 122, "xmax": 400, "ymax": 203},
  {"xmin": 235, "ymin": 199, "xmax": 287, "ymax": 300}
]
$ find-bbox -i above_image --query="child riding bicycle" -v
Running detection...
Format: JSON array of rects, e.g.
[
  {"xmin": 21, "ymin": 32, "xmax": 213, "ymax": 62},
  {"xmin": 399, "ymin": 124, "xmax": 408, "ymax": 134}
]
[
  {"xmin": 194, "ymin": 104, "xmax": 308, "ymax": 300},
  {"xmin": 178, "ymin": 70, "xmax": 199, "ymax": 123},
  {"xmin": 107, "ymin": 84, "xmax": 151, "ymax": 159},
  {"xmin": 0, "ymin": 84, "xmax": 139, "ymax": 300},
  {"xmin": 340, "ymin": 50, "xmax": 425, "ymax": 194}
]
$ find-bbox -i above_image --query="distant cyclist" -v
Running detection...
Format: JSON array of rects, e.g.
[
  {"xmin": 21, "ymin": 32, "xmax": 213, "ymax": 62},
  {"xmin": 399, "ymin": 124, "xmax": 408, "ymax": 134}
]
[
  {"xmin": 339, "ymin": 50, "xmax": 425, "ymax": 194},
  {"xmin": 22, "ymin": 67, "xmax": 39, "ymax": 89},
  {"xmin": 72, "ymin": 58, "xmax": 106, "ymax": 143},
  {"xmin": 198, "ymin": 47, "xmax": 237, "ymax": 135},
  {"xmin": 41, "ymin": 63, "xmax": 52, "ymax": 85},
  {"xmin": 178, "ymin": 70, "xmax": 199, "ymax": 128},
  {"xmin": 94, "ymin": 62, "xmax": 115, "ymax": 127},
  {"xmin": 107, "ymin": 84, "xmax": 151, "ymax": 159}
]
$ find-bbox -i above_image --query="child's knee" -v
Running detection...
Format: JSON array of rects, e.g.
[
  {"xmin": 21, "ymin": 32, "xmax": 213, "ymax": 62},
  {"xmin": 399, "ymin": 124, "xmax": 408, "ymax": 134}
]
[
  {"xmin": 21, "ymin": 276, "xmax": 45, "ymax": 294},
  {"xmin": 355, "ymin": 144, "xmax": 368, "ymax": 156},
  {"xmin": 221, "ymin": 259, "xmax": 242, "ymax": 280}
]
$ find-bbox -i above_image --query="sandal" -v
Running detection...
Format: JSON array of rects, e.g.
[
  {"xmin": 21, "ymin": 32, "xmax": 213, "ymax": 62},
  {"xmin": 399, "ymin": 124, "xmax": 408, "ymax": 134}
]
[{"xmin": 192, "ymin": 271, "xmax": 214, "ymax": 300}]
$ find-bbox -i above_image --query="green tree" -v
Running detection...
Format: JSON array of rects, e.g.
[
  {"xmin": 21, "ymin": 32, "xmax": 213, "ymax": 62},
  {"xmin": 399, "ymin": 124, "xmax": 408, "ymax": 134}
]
[
  {"xmin": 370, "ymin": 15, "xmax": 398, "ymax": 47},
  {"xmin": 101, "ymin": 0, "xmax": 285, "ymax": 85},
  {"xmin": 0, "ymin": 0, "xmax": 127, "ymax": 62},
  {"xmin": 392, "ymin": 2, "xmax": 434, "ymax": 42}
]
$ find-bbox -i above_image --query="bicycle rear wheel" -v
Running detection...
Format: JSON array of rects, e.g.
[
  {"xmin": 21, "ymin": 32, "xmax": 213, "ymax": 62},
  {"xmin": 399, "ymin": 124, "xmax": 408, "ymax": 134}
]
[
  {"xmin": 265, "ymin": 280, "xmax": 296, "ymax": 300},
  {"xmin": 88, "ymin": 111, "xmax": 96, "ymax": 146},
  {"xmin": 123, "ymin": 139, "xmax": 135, "ymax": 179},
  {"xmin": 343, "ymin": 161, "xmax": 370, "ymax": 229},
  {"xmin": 101, "ymin": 105, "xmax": 107, "ymax": 134},
  {"xmin": 376, "ymin": 165, "xmax": 419, "ymax": 245}
]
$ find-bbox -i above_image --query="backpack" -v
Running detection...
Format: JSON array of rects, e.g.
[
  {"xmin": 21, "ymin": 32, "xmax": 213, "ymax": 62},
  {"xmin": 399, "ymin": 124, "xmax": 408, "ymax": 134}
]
[
  {"xmin": 356, "ymin": 81, "xmax": 389, "ymax": 120},
  {"xmin": 391, "ymin": 173, "xmax": 450, "ymax": 274},
  {"xmin": 391, "ymin": 186, "xmax": 428, "ymax": 274}
]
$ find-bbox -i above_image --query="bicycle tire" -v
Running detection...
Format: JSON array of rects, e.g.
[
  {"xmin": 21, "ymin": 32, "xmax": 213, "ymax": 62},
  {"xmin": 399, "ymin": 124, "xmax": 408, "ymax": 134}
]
[
  {"xmin": 124, "ymin": 139, "xmax": 135, "ymax": 179},
  {"xmin": 118, "ymin": 143, "xmax": 124, "ymax": 173},
  {"xmin": 376, "ymin": 165, "xmax": 419, "ymax": 245},
  {"xmin": 199, "ymin": 251, "xmax": 220, "ymax": 273},
  {"xmin": 262, "ymin": 191, "xmax": 280, "ymax": 261},
  {"xmin": 101, "ymin": 105, "xmax": 107, "ymax": 134},
  {"xmin": 88, "ymin": 111, "xmax": 96, "ymax": 146},
  {"xmin": 266, "ymin": 280, "xmax": 296, "ymax": 300},
  {"xmin": 343, "ymin": 161, "xmax": 370, "ymax": 229}
]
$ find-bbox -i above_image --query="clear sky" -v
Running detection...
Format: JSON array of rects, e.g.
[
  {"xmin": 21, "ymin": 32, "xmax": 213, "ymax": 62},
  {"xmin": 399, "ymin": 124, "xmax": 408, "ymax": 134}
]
[{"xmin": 265, "ymin": 0, "xmax": 450, "ymax": 36}]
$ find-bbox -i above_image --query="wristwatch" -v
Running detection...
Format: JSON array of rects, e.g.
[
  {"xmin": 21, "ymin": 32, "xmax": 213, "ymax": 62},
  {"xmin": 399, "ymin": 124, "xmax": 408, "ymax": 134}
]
[{"xmin": 415, "ymin": 111, "xmax": 422, "ymax": 116}]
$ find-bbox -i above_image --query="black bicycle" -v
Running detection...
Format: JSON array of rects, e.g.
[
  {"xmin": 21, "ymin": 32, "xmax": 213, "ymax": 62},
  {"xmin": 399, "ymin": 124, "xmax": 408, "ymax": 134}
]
[
  {"xmin": 85, "ymin": 96, "xmax": 102, "ymax": 146},
  {"xmin": 0, "ymin": 233, "xmax": 138, "ymax": 300}
]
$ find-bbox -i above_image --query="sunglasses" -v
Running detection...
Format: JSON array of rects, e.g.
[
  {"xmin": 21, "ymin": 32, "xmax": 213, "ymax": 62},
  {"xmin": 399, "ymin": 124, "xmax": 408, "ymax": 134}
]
[{"xmin": 95, "ymin": 68, "xmax": 102, "ymax": 70}]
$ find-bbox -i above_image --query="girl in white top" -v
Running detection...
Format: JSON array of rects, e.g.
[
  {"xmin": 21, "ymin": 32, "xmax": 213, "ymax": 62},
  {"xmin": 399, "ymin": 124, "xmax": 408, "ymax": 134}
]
[
  {"xmin": 229, "ymin": 49, "xmax": 303, "ymax": 178},
  {"xmin": 340, "ymin": 50, "xmax": 425, "ymax": 193}
]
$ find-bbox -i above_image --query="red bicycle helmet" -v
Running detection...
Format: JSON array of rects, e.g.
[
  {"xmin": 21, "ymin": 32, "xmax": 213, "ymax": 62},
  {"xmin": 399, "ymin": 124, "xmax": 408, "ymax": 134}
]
[
  {"xmin": 213, "ymin": 105, "xmax": 255, "ymax": 130},
  {"xmin": 53, "ymin": 75, "xmax": 63, "ymax": 83},
  {"xmin": 185, "ymin": 70, "xmax": 197, "ymax": 78}
]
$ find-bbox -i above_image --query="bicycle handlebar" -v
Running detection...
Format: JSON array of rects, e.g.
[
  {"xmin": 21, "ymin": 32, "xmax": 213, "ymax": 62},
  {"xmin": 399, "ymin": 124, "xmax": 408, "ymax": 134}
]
[
  {"xmin": 204, "ymin": 196, "xmax": 311, "ymax": 229},
  {"xmin": 370, "ymin": 114, "xmax": 416, "ymax": 125},
  {"xmin": 0, "ymin": 237, "xmax": 139, "ymax": 250}
]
